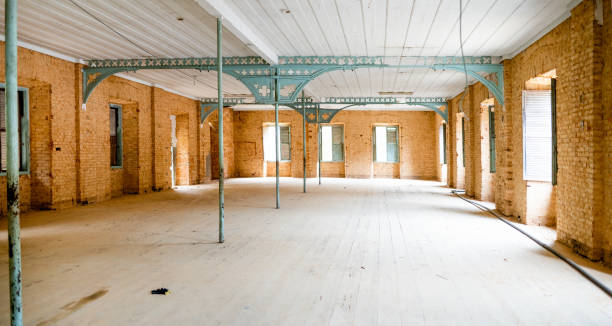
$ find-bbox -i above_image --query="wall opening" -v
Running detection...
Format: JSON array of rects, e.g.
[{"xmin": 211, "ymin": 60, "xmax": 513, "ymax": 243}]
[
  {"xmin": 170, "ymin": 115, "xmax": 177, "ymax": 187},
  {"xmin": 522, "ymin": 69, "xmax": 557, "ymax": 226},
  {"xmin": 372, "ymin": 125, "xmax": 399, "ymax": 178},
  {"xmin": 479, "ymin": 98, "xmax": 496, "ymax": 202},
  {"xmin": 320, "ymin": 124, "xmax": 345, "ymax": 178},
  {"xmin": 455, "ymin": 112, "xmax": 466, "ymax": 189},
  {"xmin": 174, "ymin": 114, "xmax": 189, "ymax": 185},
  {"xmin": 263, "ymin": 123, "xmax": 291, "ymax": 177},
  {"xmin": 439, "ymin": 122, "xmax": 448, "ymax": 184}
]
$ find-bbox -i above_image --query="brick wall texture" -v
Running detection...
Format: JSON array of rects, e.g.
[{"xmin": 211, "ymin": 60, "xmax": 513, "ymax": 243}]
[
  {"xmin": 446, "ymin": 0, "xmax": 612, "ymax": 265},
  {"xmin": 232, "ymin": 109, "xmax": 439, "ymax": 180},
  {"xmin": 0, "ymin": 0, "xmax": 609, "ymax": 266}
]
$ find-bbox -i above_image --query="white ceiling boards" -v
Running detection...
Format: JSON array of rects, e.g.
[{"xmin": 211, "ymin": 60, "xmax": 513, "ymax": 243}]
[{"xmin": 0, "ymin": 0, "xmax": 574, "ymax": 100}]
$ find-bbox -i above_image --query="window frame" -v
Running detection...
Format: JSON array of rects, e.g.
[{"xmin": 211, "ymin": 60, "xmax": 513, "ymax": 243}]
[
  {"xmin": 461, "ymin": 117, "xmax": 466, "ymax": 167},
  {"xmin": 320, "ymin": 124, "xmax": 345, "ymax": 162},
  {"xmin": 551, "ymin": 78, "xmax": 557, "ymax": 185},
  {"xmin": 488, "ymin": 106, "xmax": 496, "ymax": 173},
  {"xmin": 263, "ymin": 123, "xmax": 291, "ymax": 162},
  {"xmin": 372, "ymin": 125, "xmax": 399, "ymax": 163},
  {"xmin": 522, "ymin": 90, "xmax": 553, "ymax": 182},
  {"xmin": 440, "ymin": 122, "xmax": 447, "ymax": 165},
  {"xmin": 0, "ymin": 83, "xmax": 30, "ymax": 175},
  {"xmin": 110, "ymin": 103, "xmax": 123, "ymax": 169}
]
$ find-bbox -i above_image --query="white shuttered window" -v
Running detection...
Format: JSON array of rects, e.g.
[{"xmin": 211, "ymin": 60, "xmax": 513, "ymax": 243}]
[{"xmin": 522, "ymin": 90, "xmax": 552, "ymax": 181}]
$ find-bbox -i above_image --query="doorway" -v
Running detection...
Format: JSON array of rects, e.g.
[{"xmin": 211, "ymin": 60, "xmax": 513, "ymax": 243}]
[{"xmin": 170, "ymin": 115, "xmax": 177, "ymax": 187}]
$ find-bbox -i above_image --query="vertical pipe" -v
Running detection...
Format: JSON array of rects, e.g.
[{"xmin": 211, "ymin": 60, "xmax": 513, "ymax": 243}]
[
  {"xmin": 217, "ymin": 18, "xmax": 224, "ymax": 243},
  {"xmin": 302, "ymin": 91, "xmax": 306, "ymax": 193},
  {"xmin": 274, "ymin": 69, "xmax": 280, "ymax": 209},
  {"xmin": 317, "ymin": 106, "xmax": 321, "ymax": 185},
  {"xmin": 5, "ymin": 0, "xmax": 22, "ymax": 324}
]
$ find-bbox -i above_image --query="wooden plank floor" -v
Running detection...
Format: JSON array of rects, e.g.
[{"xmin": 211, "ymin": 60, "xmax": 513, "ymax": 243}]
[{"xmin": 1, "ymin": 178, "xmax": 611, "ymax": 325}]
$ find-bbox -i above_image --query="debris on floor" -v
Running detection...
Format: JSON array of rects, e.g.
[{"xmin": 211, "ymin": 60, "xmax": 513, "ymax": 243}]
[{"xmin": 151, "ymin": 288, "xmax": 170, "ymax": 295}]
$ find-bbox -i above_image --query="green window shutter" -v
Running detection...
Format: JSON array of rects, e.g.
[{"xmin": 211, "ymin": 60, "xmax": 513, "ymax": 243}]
[
  {"xmin": 522, "ymin": 90, "xmax": 552, "ymax": 181},
  {"xmin": 331, "ymin": 125, "xmax": 344, "ymax": 161},
  {"xmin": 280, "ymin": 125, "xmax": 291, "ymax": 161},
  {"xmin": 489, "ymin": 106, "xmax": 496, "ymax": 173},
  {"xmin": 551, "ymin": 78, "xmax": 557, "ymax": 185},
  {"xmin": 462, "ymin": 117, "xmax": 466, "ymax": 167},
  {"xmin": 442, "ymin": 123, "xmax": 447, "ymax": 164},
  {"xmin": 386, "ymin": 126, "xmax": 398, "ymax": 162},
  {"xmin": 110, "ymin": 104, "xmax": 123, "ymax": 167},
  {"xmin": 372, "ymin": 126, "xmax": 377, "ymax": 161}
]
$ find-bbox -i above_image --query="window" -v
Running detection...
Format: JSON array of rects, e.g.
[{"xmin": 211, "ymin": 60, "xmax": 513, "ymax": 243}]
[
  {"xmin": 110, "ymin": 104, "xmax": 122, "ymax": 168},
  {"xmin": 522, "ymin": 90, "xmax": 552, "ymax": 181},
  {"xmin": 439, "ymin": 123, "xmax": 447, "ymax": 164},
  {"xmin": 0, "ymin": 87, "xmax": 29, "ymax": 173},
  {"xmin": 373, "ymin": 125, "xmax": 399, "ymax": 162},
  {"xmin": 462, "ymin": 117, "xmax": 466, "ymax": 167},
  {"xmin": 321, "ymin": 125, "xmax": 344, "ymax": 162},
  {"xmin": 263, "ymin": 124, "xmax": 290, "ymax": 161},
  {"xmin": 489, "ymin": 106, "xmax": 496, "ymax": 173}
]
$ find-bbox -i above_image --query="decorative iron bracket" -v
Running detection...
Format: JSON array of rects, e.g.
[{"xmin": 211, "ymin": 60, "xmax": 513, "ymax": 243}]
[{"xmin": 83, "ymin": 56, "xmax": 503, "ymax": 108}]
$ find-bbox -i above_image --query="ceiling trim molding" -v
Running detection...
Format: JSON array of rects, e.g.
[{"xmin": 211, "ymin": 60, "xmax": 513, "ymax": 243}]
[{"xmin": 194, "ymin": 0, "xmax": 279, "ymax": 64}]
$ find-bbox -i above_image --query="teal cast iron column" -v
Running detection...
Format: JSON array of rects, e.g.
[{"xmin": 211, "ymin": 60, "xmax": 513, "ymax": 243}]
[
  {"xmin": 274, "ymin": 69, "xmax": 280, "ymax": 208},
  {"xmin": 217, "ymin": 18, "xmax": 224, "ymax": 243},
  {"xmin": 5, "ymin": 0, "xmax": 23, "ymax": 324},
  {"xmin": 302, "ymin": 91, "xmax": 306, "ymax": 193}
]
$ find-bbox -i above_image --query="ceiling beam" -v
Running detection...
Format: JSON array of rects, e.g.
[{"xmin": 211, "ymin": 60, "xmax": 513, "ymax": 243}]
[{"xmin": 194, "ymin": 0, "xmax": 278, "ymax": 65}]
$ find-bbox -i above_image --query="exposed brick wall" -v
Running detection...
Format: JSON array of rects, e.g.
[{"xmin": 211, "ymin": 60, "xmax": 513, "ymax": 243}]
[
  {"xmin": 232, "ymin": 109, "xmax": 439, "ymax": 180},
  {"xmin": 447, "ymin": 0, "xmax": 611, "ymax": 265},
  {"xmin": 0, "ymin": 43, "xmax": 204, "ymax": 216},
  {"xmin": 602, "ymin": 0, "xmax": 612, "ymax": 264},
  {"xmin": 0, "ymin": 45, "xmax": 76, "ymax": 212},
  {"xmin": 152, "ymin": 88, "xmax": 201, "ymax": 189}
]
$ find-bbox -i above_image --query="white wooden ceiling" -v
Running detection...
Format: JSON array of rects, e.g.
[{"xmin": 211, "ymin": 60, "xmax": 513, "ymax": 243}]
[{"xmin": 1, "ymin": 0, "xmax": 575, "ymax": 102}]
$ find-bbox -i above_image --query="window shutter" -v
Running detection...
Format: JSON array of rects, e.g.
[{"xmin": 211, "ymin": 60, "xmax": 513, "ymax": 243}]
[
  {"xmin": 0, "ymin": 89, "xmax": 6, "ymax": 171},
  {"xmin": 462, "ymin": 117, "xmax": 466, "ymax": 167},
  {"xmin": 386, "ymin": 126, "xmax": 398, "ymax": 162},
  {"xmin": 489, "ymin": 107, "xmax": 496, "ymax": 173},
  {"xmin": 522, "ymin": 90, "xmax": 552, "ymax": 181},
  {"xmin": 280, "ymin": 126, "xmax": 291, "ymax": 161},
  {"xmin": 372, "ymin": 126, "xmax": 377, "ymax": 161},
  {"xmin": 332, "ymin": 125, "xmax": 344, "ymax": 161}
]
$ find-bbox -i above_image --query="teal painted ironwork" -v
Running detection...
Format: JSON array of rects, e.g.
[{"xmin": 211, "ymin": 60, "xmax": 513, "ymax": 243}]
[
  {"xmin": 217, "ymin": 18, "xmax": 224, "ymax": 244},
  {"xmin": 5, "ymin": 0, "xmax": 22, "ymax": 324},
  {"xmin": 82, "ymin": 56, "xmax": 504, "ymax": 106},
  {"xmin": 202, "ymin": 95, "xmax": 449, "ymax": 123},
  {"xmin": 301, "ymin": 91, "xmax": 306, "ymax": 193},
  {"xmin": 274, "ymin": 68, "xmax": 280, "ymax": 209},
  {"xmin": 317, "ymin": 106, "xmax": 321, "ymax": 185},
  {"xmin": 200, "ymin": 98, "xmax": 246, "ymax": 123}
]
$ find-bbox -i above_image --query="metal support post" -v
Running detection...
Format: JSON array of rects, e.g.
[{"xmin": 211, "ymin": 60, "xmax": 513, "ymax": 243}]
[
  {"xmin": 302, "ymin": 91, "xmax": 306, "ymax": 193},
  {"xmin": 217, "ymin": 18, "xmax": 224, "ymax": 243},
  {"xmin": 317, "ymin": 106, "xmax": 321, "ymax": 185},
  {"xmin": 5, "ymin": 0, "xmax": 22, "ymax": 324},
  {"xmin": 274, "ymin": 68, "xmax": 280, "ymax": 209}
]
